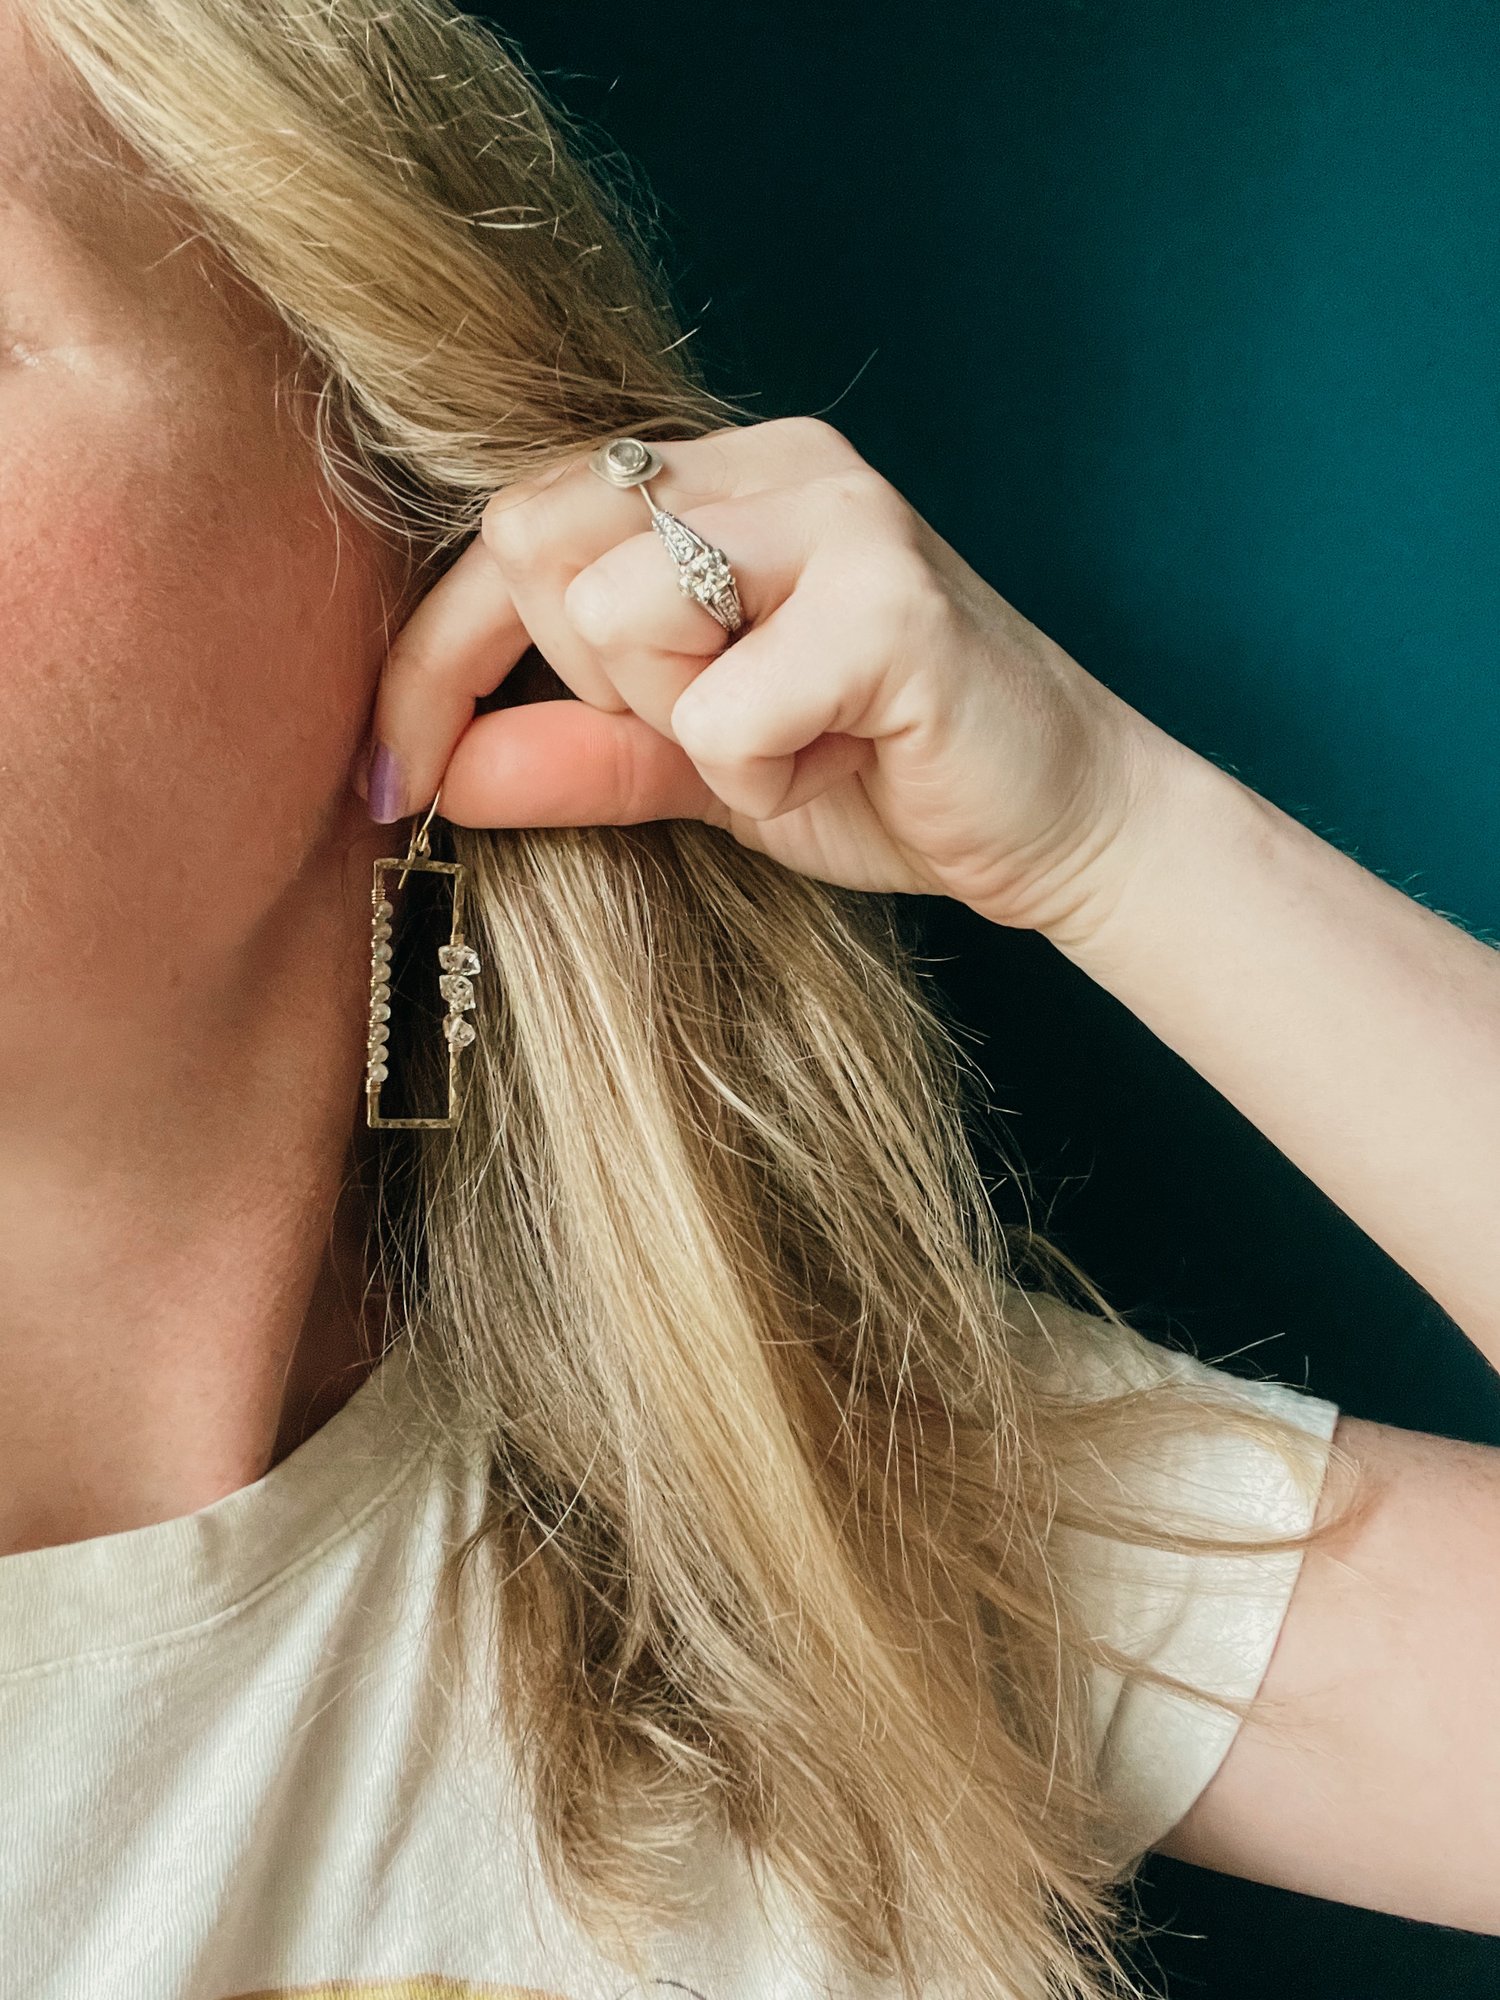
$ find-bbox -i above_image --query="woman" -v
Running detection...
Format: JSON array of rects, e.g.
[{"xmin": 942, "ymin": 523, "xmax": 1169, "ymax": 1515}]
[{"xmin": 2, "ymin": 2, "xmax": 1495, "ymax": 1997}]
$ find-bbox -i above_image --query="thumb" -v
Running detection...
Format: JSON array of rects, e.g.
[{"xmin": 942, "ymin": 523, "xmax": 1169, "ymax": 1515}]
[{"xmin": 427, "ymin": 698, "xmax": 728, "ymax": 830}]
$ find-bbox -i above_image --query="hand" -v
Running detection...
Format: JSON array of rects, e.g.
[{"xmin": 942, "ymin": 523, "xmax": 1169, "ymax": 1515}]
[{"xmin": 357, "ymin": 416, "xmax": 1171, "ymax": 938}]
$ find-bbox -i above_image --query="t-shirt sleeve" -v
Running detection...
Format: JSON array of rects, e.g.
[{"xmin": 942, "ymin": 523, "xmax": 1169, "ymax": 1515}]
[{"xmin": 1029, "ymin": 1303, "xmax": 1342, "ymax": 1856}]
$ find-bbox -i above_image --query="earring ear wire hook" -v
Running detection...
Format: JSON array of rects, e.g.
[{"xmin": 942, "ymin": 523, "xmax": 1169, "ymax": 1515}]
[{"xmin": 395, "ymin": 787, "xmax": 443, "ymax": 894}]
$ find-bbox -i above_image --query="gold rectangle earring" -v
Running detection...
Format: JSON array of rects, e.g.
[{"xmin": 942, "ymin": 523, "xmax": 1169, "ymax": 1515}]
[{"xmin": 366, "ymin": 788, "xmax": 481, "ymax": 1130}]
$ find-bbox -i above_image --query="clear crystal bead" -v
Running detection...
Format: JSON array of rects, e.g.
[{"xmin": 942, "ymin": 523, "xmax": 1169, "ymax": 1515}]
[
  {"xmin": 368, "ymin": 1022, "xmax": 390, "ymax": 1046},
  {"xmin": 438, "ymin": 973, "xmax": 475, "ymax": 1010},
  {"xmin": 444, "ymin": 1014, "xmax": 476, "ymax": 1048},
  {"xmin": 375, "ymin": 899, "xmax": 393, "ymax": 919},
  {"xmin": 438, "ymin": 943, "xmax": 480, "ymax": 976},
  {"xmin": 370, "ymin": 1001, "xmax": 391, "ymax": 1023},
  {"xmin": 372, "ymin": 921, "xmax": 392, "ymax": 941},
  {"xmin": 370, "ymin": 981, "xmax": 391, "ymax": 1004},
  {"xmin": 372, "ymin": 941, "xmax": 393, "ymax": 965},
  {"xmin": 367, "ymin": 1061, "xmax": 389, "ymax": 1084}
]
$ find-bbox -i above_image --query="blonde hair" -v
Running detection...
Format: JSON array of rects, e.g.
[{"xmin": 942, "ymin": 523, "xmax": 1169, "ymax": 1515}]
[{"xmin": 23, "ymin": 4, "xmax": 1358, "ymax": 1995}]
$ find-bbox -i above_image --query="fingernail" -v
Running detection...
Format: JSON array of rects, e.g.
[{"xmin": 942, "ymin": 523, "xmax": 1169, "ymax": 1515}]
[{"xmin": 367, "ymin": 742, "xmax": 405, "ymax": 823}]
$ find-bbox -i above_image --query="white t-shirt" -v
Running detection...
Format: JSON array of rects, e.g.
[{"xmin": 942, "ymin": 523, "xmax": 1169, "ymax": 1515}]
[{"xmin": 0, "ymin": 1329, "xmax": 1339, "ymax": 2000}]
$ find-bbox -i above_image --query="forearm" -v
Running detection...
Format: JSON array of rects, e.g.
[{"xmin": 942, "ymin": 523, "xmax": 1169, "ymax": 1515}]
[{"xmin": 1042, "ymin": 723, "xmax": 1500, "ymax": 1366}]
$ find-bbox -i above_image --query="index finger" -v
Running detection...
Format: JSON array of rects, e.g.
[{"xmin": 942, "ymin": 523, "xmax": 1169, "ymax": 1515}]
[{"xmin": 358, "ymin": 532, "xmax": 528, "ymax": 822}]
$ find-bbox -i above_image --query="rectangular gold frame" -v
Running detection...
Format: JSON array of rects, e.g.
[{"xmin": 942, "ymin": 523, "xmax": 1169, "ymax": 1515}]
[{"xmin": 367, "ymin": 854, "xmax": 470, "ymax": 1131}]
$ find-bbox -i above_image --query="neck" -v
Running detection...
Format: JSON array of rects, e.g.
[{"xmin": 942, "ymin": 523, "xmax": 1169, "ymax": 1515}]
[{"xmin": 0, "ymin": 823, "xmax": 397, "ymax": 1557}]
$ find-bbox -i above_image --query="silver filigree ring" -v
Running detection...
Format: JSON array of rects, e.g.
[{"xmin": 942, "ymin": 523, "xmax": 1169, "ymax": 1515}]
[{"xmin": 589, "ymin": 437, "xmax": 745, "ymax": 636}]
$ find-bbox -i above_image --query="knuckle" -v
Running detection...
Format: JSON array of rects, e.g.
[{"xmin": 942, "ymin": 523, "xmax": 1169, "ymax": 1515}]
[
  {"xmin": 765, "ymin": 413, "xmax": 864, "ymax": 471},
  {"xmin": 564, "ymin": 568, "xmax": 622, "ymax": 647},
  {"xmin": 480, "ymin": 490, "xmax": 550, "ymax": 573},
  {"xmin": 818, "ymin": 460, "xmax": 907, "ymax": 525},
  {"xmin": 385, "ymin": 638, "xmax": 434, "ymax": 686},
  {"xmin": 383, "ymin": 623, "xmax": 447, "ymax": 685},
  {"xmin": 611, "ymin": 725, "xmax": 659, "ymax": 827},
  {"xmin": 855, "ymin": 540, "xmax": 948, "ymax": 635}
]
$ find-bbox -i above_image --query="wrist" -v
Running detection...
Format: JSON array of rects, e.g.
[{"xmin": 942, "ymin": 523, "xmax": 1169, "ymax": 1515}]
[{"xmin": 1034, "ymin": 719, "xmax": 1256, "ymax": 967}]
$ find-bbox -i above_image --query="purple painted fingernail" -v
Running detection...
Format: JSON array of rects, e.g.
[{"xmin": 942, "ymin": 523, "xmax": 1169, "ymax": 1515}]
[{"xmin": 367, "ymin": 742, "xmax": 405, "ymax": 823}]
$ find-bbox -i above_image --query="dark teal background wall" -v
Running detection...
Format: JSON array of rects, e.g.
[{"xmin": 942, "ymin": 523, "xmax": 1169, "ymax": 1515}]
[{"xmin": 484, "ymin": 4, "xmax": 1500, "ymax": 1991}]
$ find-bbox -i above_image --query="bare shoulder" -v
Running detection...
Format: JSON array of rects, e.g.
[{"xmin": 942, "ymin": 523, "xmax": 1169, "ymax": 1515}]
[{"xmin": 1156, "ymin": 1410, "xmax": 1500, "ymax": 1935}]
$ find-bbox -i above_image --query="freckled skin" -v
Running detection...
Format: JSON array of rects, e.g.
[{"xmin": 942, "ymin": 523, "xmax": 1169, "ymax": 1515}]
[
  {"xmin": 0, "ymin": 0, "xmax": 420, "ymax": 1547},
  {"xmin": 0, "ymin": 35, "xmax": 401, "ymax": 1037}
]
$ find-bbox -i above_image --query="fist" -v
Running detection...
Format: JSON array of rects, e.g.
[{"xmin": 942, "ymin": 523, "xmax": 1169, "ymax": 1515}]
[{"xmin": 357, "ymin": 416, "xmax": 1167, "ymax": 940}]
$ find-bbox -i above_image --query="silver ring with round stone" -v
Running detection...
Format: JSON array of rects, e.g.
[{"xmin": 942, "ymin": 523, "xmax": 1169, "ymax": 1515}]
[{"xmin": 589, "ymin": 436, "xmax": 745, "ymax": 636}]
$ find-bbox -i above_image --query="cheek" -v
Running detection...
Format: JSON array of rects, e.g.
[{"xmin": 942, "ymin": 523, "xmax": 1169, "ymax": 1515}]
[{"xmin": 0, "ymin": 385, "xmax": 394, "ymax": 992}]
